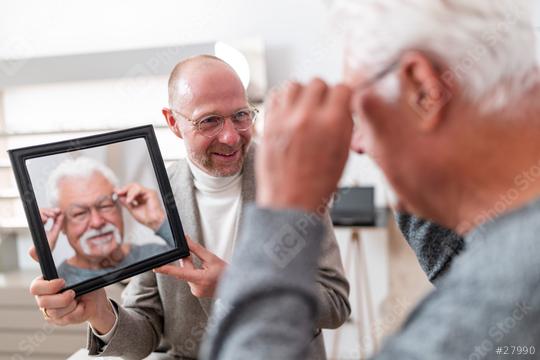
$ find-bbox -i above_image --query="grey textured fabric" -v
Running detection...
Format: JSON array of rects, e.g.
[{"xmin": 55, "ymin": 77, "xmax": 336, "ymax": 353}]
[
  {"xmin": 86, "ymin": 146, "xmax": 350, "ymax": 359},
  {"xmin": 396, "ymin": 213, "xmax": 465, "ymax": 282},
  {"xmin": 58, "ymin": 243, "xmax": 165, "ymax": 286},
  {"xmin": 58, "ymin": 220, "xmax": 174, "ymax": 286},
  {"xmin": 202, "ymin": 199, "xmax": 540, "ymax": 360},
  {"xmin": 201, "ymin": 206, "xmax": 325, "ymax": 360}
]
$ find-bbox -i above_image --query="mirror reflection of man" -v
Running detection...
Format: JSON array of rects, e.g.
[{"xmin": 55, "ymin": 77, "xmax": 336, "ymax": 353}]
[
  {"xmin": 36, "ymin": 157, "xmax": 173, "ymax": 284},
  {"xmin": 30, "ymin": 55, "xmax": 350, "ymax": 360}
]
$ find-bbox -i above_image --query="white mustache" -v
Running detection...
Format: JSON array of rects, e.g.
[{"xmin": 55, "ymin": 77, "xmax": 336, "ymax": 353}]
[{"xmin": 79, "ymin": 223, "xmax": 122, "ymax": 256}]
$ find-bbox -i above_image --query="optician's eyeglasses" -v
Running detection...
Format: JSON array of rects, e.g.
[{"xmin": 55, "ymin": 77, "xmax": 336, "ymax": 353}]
[
  {"xmin": 351, "ymin": 60, "xmax": 399, "ymax": 128},
  {"xmin": 171, "ymin": 107, "xmax": 259, "ymax": 138},
  {"xmin": 65, "ymin": 193, "xmax": 119, "ymax": 224}
]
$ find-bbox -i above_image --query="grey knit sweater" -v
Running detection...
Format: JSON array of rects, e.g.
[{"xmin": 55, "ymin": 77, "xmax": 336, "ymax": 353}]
[{"xmin": 202, "ymin": 200, "xmax": 540, "ymax": 359}]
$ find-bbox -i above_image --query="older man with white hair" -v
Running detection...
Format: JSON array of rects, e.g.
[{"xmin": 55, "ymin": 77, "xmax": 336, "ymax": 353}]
[
  {"xmin": 35, "ymin": 156, "xmax": 172, "ymax": 286},
  {"xmin": 202, "ymin": 0, "xmax": 540, "ymax": 359}
]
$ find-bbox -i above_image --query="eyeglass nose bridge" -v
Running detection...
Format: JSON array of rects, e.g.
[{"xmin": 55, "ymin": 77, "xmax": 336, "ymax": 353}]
[
  {"xmin": 68, "ymin": 205, "xmax": 105, "ymax": 225},
  {"xmin": 86, "ymin": 206, "xmax": 108, "ymax": 226},
  {"xmin": 66, "ymin": 198, "xmax": 119, "ymax": 225},
  {"xmin": 203, "ymin": 112, "xmax": 255, "ymax": 138}
]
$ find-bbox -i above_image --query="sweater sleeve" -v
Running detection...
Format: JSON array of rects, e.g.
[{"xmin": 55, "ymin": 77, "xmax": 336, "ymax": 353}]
[{"xmin": 200, "ymin": 205, "xmax": 324, "ymax": 360}]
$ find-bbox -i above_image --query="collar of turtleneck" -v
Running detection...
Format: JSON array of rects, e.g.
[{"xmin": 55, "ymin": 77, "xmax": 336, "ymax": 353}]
[{"xmin": 186, "ymin": 156, "xmax": 242, "ymax": 194}]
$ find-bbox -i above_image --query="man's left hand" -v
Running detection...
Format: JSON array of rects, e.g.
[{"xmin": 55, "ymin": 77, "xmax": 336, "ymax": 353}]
[
  {"xmin": 116, "ymin": 183, "xmax": 165, "ymax": 231},
  {"xmin": 154, "ymin": 236, "xmax": 227, "ymax": 298}
]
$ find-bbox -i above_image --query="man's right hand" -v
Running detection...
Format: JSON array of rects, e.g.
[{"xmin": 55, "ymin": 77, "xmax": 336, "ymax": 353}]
[
  {"xmin": 29, "ymin": 208, "xmax": 64, "ymax": 261},
  {"xmin": 257, "ymin": 79, "xmax": 353, "ymax": 213},
  {"xmin": 29, "ymin": 277, "xmax": 116, "ymax": 334}
]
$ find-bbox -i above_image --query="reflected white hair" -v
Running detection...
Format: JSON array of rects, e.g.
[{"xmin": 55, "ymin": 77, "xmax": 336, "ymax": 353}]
[
  {"xmin": 46, "ymin": 157, "xmax": 119, "ymax": 207},
  {"xmin": 333, "ymin": 0, "xmax": 539, "ymax": 112}
]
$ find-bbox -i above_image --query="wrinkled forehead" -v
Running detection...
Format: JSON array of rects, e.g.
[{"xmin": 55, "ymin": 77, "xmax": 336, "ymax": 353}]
[{"xmin": 57, "ymin": 172, "xmax": 114, "ymax": 208}]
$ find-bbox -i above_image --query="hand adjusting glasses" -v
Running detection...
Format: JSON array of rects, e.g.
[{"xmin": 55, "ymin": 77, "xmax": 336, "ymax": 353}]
[{"xmin": 171, "ymin": 107, "xmax": 258, "ymax": 138}]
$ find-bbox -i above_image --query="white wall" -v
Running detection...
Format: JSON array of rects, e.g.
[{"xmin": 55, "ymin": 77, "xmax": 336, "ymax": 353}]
[
  {"xmin": 0, "ymin": 0, "xmax": 343, "ymax": 86},
  {"xmin": 4, "ymin": 0, "xmax": 538, "ymax": 84},
  {"xmin": 536, "ymin": 2, "xmax": 540, "ymax": 47}
]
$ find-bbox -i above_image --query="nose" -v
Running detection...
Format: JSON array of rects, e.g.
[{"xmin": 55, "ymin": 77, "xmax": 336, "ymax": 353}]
[
  {"xmin": 216, "ymin": 118, "xmax": 241, "ymax": 146},
  {"xmin": 350, "ymin": 128, "xmax": 365, "ymax": 154},
  {"xmin": 88, "ymin": 207, "xmax": 106, "ymax": 229}
]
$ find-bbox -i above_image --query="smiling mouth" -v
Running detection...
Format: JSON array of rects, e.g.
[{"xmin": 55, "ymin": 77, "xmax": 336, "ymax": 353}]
[
  {"xmin": 212, "ymin": 150, "xmax": 239, "ymax": 158},
  {"xmin": 88, "ymin": 231, "xmax": 114, "ymax": 245}
]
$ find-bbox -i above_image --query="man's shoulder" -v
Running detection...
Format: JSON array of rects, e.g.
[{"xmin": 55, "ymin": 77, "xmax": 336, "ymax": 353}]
[
  {"xmin": 56, "ymin": 259, "xmax": 70, "ymax": 276},
  {"xmin": 129, "ymin": 243, "xmax": 168, "ymax": 259},
  {"xmin": 446, "ymin": 201, "xmax": 540, "ymax": 300},
  {"xmin": 166, "ymin": 158, "xmax": 188, "ymax": 181},
  {"xmin": 57, "ymin": 259, "xmax": 85, "ymax": 275},
  {"xmin": 57, "ymin": 259, "xmax": 103, "ymax": 285}
]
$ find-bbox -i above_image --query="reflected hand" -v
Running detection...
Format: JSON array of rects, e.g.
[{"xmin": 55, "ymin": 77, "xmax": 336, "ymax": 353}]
[
  {"xmin": 116, "ymin": 183, "xmax": 165, "ymax": 231},
  {"xmin": 154, "ymin": 236, "xmax": 227, "ymax": 298},
  {"xmin": 257, "ymin": 79, "xmax": 353, "ymax": 212},
  {"xmin": 29, "ymin": 208, "xmax": 64, "ymax": 261},
  {"xmin": 29, "ymin": 277, "xmax": 116, "ymax": 333}
]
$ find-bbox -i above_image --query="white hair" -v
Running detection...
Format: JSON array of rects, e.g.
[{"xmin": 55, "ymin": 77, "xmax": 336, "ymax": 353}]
[
  {"xmin": 333, "ymin": 0, "xmax": 539, "ymax": 112},
  {"xmin": 46, "ymin": 157, "xmax": 119, "ymax": 207}
]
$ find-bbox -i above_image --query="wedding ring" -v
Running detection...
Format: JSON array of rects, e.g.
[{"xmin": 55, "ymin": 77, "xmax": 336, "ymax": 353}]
[{"xmin": 40, "ymin": 307, "xmax": 51, "ymax": 320}]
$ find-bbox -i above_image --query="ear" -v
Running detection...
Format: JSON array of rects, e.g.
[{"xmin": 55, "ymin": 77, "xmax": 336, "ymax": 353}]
[
  {"xmin": 398, "ymin": 51, "xmax": 452, "ymax": 132},
  {"xmin": 162, "ymin": 108, "xmax": 184, "ymax": 139}
]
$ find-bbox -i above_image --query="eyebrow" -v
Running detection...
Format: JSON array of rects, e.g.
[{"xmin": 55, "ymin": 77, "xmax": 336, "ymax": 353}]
[
  {"xmin": 67, "ymin": 194, "xmax": 114, "ymax": 209},
  {"xmin": 192, "ymin": 105, "xmax": 251, "ymax": 120}
]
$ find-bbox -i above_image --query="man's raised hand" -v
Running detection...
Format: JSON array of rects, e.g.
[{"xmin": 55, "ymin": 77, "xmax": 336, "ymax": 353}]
[{"xmin": 257, "ymin": 79, "xmax": 353, "ymax": 213}]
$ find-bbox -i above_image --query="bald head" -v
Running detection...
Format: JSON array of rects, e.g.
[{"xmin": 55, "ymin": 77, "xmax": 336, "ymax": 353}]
[
  {"xmin": 167, "ymin": 55, "xmax": 246, "ymax": 109},
  {"xmin": 163, "ymin": 54, "xmax": 253, "ymax": 178}
]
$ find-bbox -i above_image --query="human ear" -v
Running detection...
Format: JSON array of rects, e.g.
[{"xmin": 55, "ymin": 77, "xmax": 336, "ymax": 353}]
[
  {"xmin": 398, "ymin": 51, "xmax": 452, "ymax": 132},
  {"xmin": 162, "ymin": 108, "xmax": 184, "ymax": 139}
]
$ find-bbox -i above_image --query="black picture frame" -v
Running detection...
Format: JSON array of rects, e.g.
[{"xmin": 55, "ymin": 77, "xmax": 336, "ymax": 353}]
[{"xmin": 8, "ymin": 125, "xmax": 189, "ymax": 297}]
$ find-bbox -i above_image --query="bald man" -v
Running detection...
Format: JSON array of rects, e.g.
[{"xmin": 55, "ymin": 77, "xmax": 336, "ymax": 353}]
[{"xmin": 30, "ymin": 55, "xmax": 350, "ymax": 360}]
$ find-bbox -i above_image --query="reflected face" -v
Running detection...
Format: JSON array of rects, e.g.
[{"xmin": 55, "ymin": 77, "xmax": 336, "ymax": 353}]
[
  {"xmin": 172, "ymin": 62, "xmax": 252, "ymax": 177},
  {"xmin": 57, "ymin": 172, "xmax": 125, "ymax": 262}
]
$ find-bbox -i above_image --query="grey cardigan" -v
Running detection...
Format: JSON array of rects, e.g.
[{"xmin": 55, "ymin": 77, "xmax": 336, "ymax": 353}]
[
  {"xmin": 202, "ymin": 200, "xmax": 540, "ymax": 359},
  {"xmin": 86, "ymin": 146, "xmax": 350, "ymax": 359}
]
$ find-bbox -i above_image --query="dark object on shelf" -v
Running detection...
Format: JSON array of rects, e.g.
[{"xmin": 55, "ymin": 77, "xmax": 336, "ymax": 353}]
[{"xmin": 330, "ymin": 187, "xmax": 377, "ymax": 226}]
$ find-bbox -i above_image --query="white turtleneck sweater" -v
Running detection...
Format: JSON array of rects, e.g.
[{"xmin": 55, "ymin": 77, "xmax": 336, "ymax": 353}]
[{"xmin": 186, "ymin": 157, "xmax": 243, "ymax": 262}]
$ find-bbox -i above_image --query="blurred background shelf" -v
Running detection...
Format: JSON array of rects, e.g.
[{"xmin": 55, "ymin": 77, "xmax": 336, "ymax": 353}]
[
  {"xmin": 0, "ymin": 270, "xmax": 85, "ymax": 359},
  {"xmin": 0, "ymin": 270, "xmax": 123, "ymax": 360}
]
